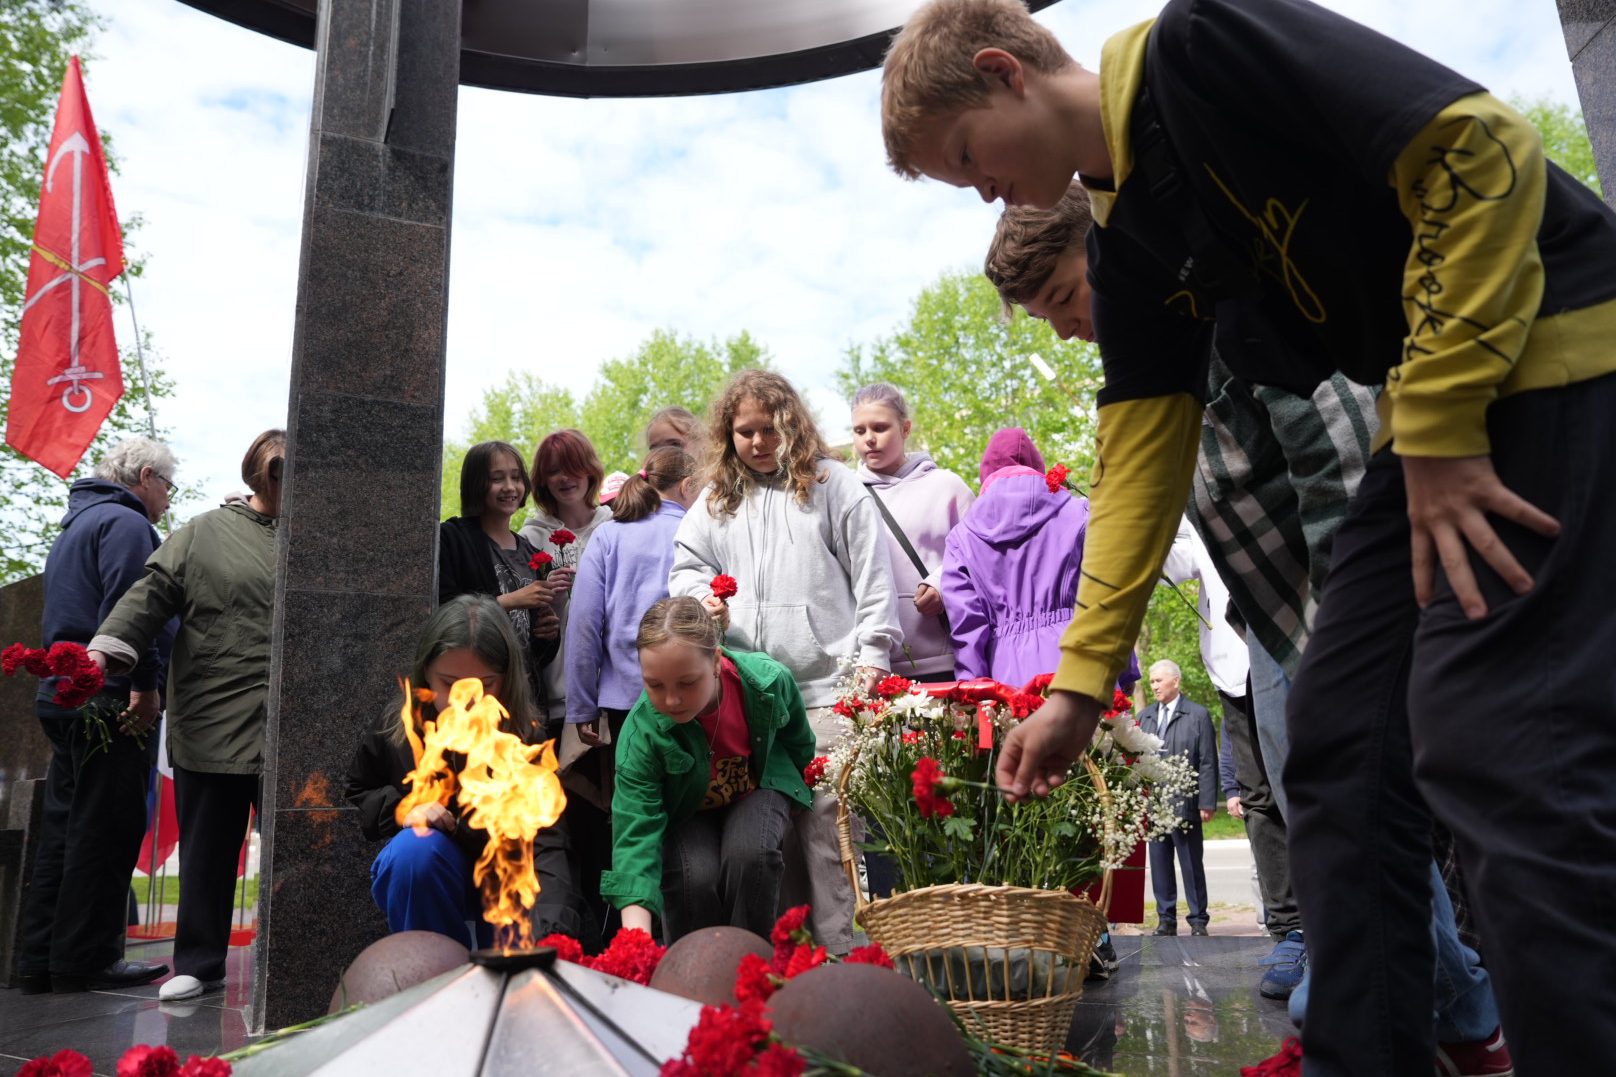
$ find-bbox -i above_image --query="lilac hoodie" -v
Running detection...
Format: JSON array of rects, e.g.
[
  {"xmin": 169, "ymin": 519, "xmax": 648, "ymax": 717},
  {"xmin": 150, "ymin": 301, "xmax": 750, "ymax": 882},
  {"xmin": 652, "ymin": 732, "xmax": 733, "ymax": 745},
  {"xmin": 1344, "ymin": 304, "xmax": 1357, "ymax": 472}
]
[
  {"xmin": 941, "ymin": 468, "xmax": 1090, "ymax": 686},
  {"xmin": 857, "ymin": 452, "xmax": 975, "ymax": 678}
]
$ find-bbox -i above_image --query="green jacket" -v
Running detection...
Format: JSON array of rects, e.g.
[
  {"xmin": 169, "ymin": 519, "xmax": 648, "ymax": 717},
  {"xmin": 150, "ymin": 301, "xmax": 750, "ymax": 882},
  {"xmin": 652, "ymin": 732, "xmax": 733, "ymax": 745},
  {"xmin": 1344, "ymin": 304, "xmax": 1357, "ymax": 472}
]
[
  {"xmin": 601, "ymin": 649, "xmax": 816, "ymax": 916},
  {"xmin": 94, "ymin": 501, "xmax": 276, "ymax": 775}
]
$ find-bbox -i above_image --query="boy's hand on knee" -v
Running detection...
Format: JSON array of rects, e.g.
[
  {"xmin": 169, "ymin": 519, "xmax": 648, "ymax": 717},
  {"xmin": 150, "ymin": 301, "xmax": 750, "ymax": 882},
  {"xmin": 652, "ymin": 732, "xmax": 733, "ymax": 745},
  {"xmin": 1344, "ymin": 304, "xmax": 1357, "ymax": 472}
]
[
  {"xmin": 995, "ymin": 690, "xmax": 1101, "ymax": 802},
  {"xmin": 1402, "ymin": 455, "xmax": 1560, "ymax": 619},
  {"xmin": 403, "ymin": 802, "xmax": 456, "ymax": 834}
]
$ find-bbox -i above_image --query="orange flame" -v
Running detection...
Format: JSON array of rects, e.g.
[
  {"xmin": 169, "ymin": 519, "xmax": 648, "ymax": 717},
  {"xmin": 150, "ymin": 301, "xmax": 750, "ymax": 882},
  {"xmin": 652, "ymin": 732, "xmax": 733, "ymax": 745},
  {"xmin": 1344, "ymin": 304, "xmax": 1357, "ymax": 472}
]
[{"xmin": 394, "ymin": 677, "xmax": 566, "ymax": 948}]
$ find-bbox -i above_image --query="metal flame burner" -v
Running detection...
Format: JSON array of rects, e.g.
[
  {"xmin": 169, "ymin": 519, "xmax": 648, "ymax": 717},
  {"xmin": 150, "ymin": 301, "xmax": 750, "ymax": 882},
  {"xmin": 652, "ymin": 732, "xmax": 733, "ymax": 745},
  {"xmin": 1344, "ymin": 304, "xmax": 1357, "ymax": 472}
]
[{"xmin": 233, "ymin": 953, "xmax": 702, "ymax": 1076}]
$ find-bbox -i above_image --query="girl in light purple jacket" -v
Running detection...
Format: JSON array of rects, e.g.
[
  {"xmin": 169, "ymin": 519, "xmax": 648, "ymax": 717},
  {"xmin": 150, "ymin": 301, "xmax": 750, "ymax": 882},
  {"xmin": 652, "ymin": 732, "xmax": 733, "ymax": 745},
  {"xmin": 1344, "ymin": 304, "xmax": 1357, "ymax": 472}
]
[{"xmin": 941, "ymin": 428, "xmax": 1089, "ymax": 686}]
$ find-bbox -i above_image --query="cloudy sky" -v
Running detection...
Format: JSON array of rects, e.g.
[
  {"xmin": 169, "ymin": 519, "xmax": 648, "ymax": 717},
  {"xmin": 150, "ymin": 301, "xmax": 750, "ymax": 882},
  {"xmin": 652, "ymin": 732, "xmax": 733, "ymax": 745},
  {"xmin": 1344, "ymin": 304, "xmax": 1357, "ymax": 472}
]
[{"xmin": 81, "ymin": 0, "xmax": 1583, "ymax": 502}]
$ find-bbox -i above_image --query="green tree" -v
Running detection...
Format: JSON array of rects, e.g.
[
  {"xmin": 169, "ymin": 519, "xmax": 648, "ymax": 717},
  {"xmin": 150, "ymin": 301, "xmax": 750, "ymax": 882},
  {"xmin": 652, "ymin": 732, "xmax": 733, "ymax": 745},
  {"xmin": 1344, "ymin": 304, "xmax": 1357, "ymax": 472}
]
[
  {"xmin": 1515, "ymin": 96, "xmax": 1602, "ymax": 197},
  {"xmin": 577, "ymin": 329, "xmax": 768, "ymax": 473},
  {"xmin": 1136, "ymin": 581, "xmax": 1219, "ymax": 729},
  {"xmin": 836, "ymin": 269, "xmax": 1102, "ymax": 491},
  {"xmin": 1, "ymin": 1, "xmax": 177, "ymax": 585},
  {"xmin": 440, "ymin": 371, "xmax": 578, "ymax": 527}
]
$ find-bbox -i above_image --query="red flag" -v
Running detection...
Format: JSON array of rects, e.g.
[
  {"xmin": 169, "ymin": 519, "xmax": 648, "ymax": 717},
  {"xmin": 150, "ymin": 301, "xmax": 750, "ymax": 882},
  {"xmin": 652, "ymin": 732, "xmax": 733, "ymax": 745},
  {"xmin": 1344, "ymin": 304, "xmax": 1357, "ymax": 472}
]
[{"xmin": 5, "ymin": 56, "xmax": 126, "ymax": 479}]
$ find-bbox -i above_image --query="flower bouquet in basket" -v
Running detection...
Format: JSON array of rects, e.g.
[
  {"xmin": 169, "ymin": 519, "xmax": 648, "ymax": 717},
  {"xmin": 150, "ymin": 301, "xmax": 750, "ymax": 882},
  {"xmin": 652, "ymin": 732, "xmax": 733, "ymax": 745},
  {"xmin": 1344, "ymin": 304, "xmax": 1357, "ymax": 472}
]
[{"xmin": 824, "ymin": 662, "xmax": 1196, "ymax": 1050}]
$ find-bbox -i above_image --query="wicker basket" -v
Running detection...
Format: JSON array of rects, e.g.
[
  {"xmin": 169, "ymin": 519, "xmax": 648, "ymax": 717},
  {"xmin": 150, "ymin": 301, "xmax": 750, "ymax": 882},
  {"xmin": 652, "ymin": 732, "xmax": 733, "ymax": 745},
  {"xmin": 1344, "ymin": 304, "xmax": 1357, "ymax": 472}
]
[{"xmin": 836, "ymin": 754, "xmax": 1113, "ymax": 1053}]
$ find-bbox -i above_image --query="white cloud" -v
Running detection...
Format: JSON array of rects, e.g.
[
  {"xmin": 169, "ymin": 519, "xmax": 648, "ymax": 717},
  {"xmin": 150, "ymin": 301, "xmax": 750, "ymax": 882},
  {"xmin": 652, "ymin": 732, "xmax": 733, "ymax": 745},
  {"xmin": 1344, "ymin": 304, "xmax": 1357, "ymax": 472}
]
[{"xmin": 81, "ymin": 0, "xmax": 1582, "ymax": 502}]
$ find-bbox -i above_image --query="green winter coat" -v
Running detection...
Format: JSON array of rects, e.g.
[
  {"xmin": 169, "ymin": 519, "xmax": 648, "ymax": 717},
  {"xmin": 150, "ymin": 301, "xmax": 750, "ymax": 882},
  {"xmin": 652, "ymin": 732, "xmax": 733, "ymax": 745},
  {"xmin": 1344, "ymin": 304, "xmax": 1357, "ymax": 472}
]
[
  {"xmin": 94, "ymin": 501, "xmax": 276, "ymax": 775},
  {"xmin": 601, "ymin": 649, "xmax": 816, "ymax": 917}
]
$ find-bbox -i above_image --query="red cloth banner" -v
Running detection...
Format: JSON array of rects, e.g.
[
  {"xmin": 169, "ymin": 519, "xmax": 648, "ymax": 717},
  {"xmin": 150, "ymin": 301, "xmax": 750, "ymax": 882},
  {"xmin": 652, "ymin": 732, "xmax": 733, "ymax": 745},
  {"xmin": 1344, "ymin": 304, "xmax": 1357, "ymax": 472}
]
[{"xmin": 4, "ymin": 55, "xmax": 125, "ymax": 479}]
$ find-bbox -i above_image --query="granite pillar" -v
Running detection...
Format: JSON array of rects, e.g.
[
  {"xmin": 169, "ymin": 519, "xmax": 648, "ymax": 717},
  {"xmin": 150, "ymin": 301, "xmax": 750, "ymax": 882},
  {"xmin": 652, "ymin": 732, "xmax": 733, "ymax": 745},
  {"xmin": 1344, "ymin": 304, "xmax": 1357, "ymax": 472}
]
[
  {"xmin": 253, "ymin": 0, "xmax": 461, "ymax": 1032},
  {"xmin": 1558, "ymin": 0, "xmax": 1616, "ymax": 206}
]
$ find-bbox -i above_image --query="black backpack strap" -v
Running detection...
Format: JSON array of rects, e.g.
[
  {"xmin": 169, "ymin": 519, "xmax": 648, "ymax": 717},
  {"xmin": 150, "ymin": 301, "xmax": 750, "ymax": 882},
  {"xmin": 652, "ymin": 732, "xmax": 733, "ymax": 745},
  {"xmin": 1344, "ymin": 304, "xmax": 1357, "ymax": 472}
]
[{"xmin": 867, "ymin": 486, "xmax": 950, "ymax": 637}]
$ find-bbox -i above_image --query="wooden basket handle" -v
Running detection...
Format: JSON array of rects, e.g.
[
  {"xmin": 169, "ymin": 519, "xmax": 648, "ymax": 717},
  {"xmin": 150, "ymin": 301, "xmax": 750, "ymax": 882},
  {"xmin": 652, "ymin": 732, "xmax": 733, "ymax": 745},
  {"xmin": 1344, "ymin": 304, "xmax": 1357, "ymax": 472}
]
[{"xmin": 835, "ymin": 739, "xmax": 869, "ymax": 916}]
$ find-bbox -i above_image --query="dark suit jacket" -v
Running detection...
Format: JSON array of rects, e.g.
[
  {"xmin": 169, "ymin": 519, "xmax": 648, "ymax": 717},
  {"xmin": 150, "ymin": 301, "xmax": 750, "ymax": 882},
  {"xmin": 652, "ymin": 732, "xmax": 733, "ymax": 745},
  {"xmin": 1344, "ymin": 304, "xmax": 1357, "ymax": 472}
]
[{"xmin": 1138, "ymin": 695, "xmax": 1220, "ymax": 821}]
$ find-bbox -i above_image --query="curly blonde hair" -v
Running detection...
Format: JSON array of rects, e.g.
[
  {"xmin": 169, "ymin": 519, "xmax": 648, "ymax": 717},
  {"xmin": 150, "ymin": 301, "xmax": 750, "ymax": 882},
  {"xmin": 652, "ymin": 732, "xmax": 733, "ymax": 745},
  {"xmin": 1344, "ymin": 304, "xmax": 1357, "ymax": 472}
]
[
  {"xmin": 703, "ymin": 369, "xmax": 833, "ymax": 518},
  {"xmin": 882, "ymin": 0, "xmax": 1074, "ymax": 179}
]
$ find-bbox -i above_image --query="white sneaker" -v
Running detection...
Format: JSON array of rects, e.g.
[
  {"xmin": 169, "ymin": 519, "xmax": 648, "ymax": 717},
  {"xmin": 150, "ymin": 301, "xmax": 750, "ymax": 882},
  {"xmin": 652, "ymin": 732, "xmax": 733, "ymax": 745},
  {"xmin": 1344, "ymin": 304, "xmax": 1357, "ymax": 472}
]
[{"xmin": 159, "ymin": 974, "xmax": 223, "ymax": 1001}]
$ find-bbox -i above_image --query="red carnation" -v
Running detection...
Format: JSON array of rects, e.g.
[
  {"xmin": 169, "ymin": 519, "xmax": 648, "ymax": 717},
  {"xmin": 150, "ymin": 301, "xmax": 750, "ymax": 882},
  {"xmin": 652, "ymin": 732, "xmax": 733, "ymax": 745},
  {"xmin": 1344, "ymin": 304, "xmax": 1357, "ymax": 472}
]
[
  {"xmin": 2, "ymin": 642, "xmax": 28, "ymax": 676},
  {"xmin": 117, "ymin": 1045, "xmax": 181, "ymax": 1077},
  {"xmin": 874, "ymin": 675, "xmax": 913, "ymax": 697},
  {"xmin": 845, "ymin": 943, "xmax": 895, "ymax": 970},
  {"xmin": 17, "ymin": 1050, "xmax": 94, "ymax": 1077},
  {"xmin": 752, "ymin": 1044, "xmax": 808, "ymax": 1077},
  {"xmin": 528, "ymin": 550, "xmax": 554, "ymax": 578},
  {"xmin": 1046, "ymin": 464, "xmax": 1070, "ymax": 494},
  {"xmin": 912, "ymin": 757, "xmax": 956, "ymax": 819},
  {"xmin": 23, "ymin": 647, "xmax": 53, "ymax": 677},
  {"xmin": 710, "ymin": 574, "xmax": 739, "ymax": 601},
  {"xmin": 586, "ymin": 927, "xmax": 665, "ymax": 985},
  {"xmin": 666, "ymin": 999, "xmax": 773, "ymax": 1076},
  {"xmin": 901, "ymin": 730, "xmax": 921, "ymax": 745},
  {"xmin": 782, "ymin": 943, "xmax": 828, "ymax": 979},
  {"xmin": 770, "ymin": 905, "xmax": 810, "ymax": 950},
  {"xmin": 178, "ymin": 1059, "xmax": 232, "ymax": 1077},
  {"xmin": 733, "ymin": 951, "xmax": 779, "ymax": 1003},
  {"xmin": 1007, "ymin": 691, "xmax": 1046, "ymax": 718},
  {"xmin": 549, "ymin": 528, "xmax": 576, "ymax": 547},
  {"xmin": 1103, "ymin": 689, "xmax": 1134, "ymax": 718},
  {"xmin": 801, "ymin": 756, "xmax": 828, "ymax": 789},
  {"xmin": 537, "ymin": 932, "xmax": 585, "ymax": 964}
]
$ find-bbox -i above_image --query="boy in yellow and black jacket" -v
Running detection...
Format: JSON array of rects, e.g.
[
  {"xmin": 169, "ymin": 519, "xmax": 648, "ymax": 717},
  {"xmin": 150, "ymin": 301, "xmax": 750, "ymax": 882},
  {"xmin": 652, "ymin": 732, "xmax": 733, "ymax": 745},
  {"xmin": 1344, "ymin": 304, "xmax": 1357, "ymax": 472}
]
[{"xmin": 881, "ymin": 1, "xmax": 1616, "ymax": 1073}]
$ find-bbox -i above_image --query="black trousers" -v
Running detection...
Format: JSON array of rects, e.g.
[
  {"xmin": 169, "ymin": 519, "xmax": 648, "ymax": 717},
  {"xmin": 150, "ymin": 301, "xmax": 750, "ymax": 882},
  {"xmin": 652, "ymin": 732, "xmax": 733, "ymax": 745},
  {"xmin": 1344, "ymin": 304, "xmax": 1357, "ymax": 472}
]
[
  {"xmin": 1219, "ymin": 688, "xmax": 1300, "ymax": 938},
  {"xmin": 17, "ymin": 699, "xmax": 156, "ymax": 976},
  {"xmin": 1285, "ymin": 374, "xmax": 1616, "ymax": 1077},
  {"xmin": 172, "ymin": 763, "xmax": 259, "ymax": 981},
  {"xmin": 1148, "ymin": 819, "xmax": 1209, "ymax": 927}
]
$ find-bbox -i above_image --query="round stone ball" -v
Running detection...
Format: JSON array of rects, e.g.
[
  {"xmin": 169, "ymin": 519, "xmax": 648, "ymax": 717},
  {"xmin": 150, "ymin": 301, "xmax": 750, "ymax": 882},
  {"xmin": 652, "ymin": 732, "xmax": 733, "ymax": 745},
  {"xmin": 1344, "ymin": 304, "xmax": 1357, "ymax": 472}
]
[
  {"xmin": 768, "ymin": 962, "xmax": 973, "ymax": 1076},
  {"xmin": 329, "ymin": 930, "xmax": 470, "ymax": 1012},
  {"xmin": 649, "ymin": 926, "xmax": 773, "ymax": 1006}
]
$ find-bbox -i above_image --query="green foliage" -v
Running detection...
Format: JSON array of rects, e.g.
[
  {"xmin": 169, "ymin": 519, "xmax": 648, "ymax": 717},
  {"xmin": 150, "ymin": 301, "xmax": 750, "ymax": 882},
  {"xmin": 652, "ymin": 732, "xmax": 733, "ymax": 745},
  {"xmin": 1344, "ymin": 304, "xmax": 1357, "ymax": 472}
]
[
  {"xmin": 577, "ymin": 328, "xmax": 768, "ymax": 473},
  {"xmin": 441, "ymin": 329, "xmax": 769, "ymax": 525},
  {"xmin": 1137, "ymin": 580, "xmax": 1220, "ymax": 727},
  {"xmin": 1514, "ymin": 96, "xmax": 1603, "ymax": 197},
  {"xmin": 440, "ymin": 371, "xmax": 578, "ymax": 528},
  {"xmin": 836, "ymin": 269, "xmax": 1101, "ymax": 491},
  {"xmin": 1, "ymin": 1, "xmax": 178, "ymax": 586}
]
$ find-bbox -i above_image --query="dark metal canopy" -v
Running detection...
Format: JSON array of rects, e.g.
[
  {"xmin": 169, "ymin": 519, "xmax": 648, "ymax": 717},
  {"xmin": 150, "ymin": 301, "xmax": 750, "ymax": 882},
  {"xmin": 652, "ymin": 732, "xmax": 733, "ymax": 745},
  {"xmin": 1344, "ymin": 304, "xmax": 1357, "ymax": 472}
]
[{"xmin": 178, "ymin": 0, "xmax": 1061, "ymax": 97}]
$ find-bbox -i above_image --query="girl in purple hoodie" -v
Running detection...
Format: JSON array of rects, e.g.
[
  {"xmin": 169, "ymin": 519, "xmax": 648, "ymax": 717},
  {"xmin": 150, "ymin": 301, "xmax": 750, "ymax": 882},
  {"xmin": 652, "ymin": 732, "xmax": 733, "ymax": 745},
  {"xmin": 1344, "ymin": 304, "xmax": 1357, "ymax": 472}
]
[{"xmin": 941, "ymin": 428, "xmax": 1089, "ymax": 686}]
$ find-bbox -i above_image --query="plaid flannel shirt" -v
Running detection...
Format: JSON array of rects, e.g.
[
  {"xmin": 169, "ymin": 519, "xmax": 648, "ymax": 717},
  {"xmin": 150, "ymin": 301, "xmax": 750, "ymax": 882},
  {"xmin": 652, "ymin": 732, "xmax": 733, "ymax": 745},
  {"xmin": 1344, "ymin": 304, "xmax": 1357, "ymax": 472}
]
[{"xmin": 1187, "ymin": 357, "xmax": 1379, "ymax": 678}]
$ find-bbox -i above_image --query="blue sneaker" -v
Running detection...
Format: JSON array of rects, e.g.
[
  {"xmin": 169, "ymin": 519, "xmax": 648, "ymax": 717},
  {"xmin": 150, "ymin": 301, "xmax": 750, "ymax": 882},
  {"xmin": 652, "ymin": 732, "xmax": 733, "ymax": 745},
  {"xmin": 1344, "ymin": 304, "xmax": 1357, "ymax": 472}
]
[
  {"xmin": 1259, "ymin": 930, "xmax": 1307, "ymax": 1001},
  {"xmin": 1287, "ymin": 967, "xmax": 1308, "ymax": 1028}
]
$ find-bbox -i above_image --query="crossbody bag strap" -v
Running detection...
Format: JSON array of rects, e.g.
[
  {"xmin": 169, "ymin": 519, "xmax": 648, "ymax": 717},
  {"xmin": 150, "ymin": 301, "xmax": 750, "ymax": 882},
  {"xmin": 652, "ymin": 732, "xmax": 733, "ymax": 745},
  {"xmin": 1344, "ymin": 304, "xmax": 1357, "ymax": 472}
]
[{"xmin": 866, "ymin": 486, "xmax": 950, "ymax": 639}]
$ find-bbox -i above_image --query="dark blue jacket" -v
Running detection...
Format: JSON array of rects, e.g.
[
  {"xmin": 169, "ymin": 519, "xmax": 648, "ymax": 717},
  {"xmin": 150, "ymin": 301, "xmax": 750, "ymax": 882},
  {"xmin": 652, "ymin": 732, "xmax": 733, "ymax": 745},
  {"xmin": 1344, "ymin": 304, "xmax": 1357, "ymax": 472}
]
[{"xmin": 40, "ymin": 479, "xmax": 173, "ymax": 700}]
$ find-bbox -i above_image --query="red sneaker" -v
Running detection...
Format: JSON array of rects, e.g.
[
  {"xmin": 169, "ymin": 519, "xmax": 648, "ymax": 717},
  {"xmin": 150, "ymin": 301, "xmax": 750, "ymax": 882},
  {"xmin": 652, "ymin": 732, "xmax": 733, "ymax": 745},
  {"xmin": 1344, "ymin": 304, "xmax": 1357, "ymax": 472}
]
[
  {"xmin": 1435, "ymin": 1026, "xmax": 1515, "ymax": 1076},
  {"xmin": 1242, "ymin": 1038, "xmax": 1303, "ymax": 1077}
]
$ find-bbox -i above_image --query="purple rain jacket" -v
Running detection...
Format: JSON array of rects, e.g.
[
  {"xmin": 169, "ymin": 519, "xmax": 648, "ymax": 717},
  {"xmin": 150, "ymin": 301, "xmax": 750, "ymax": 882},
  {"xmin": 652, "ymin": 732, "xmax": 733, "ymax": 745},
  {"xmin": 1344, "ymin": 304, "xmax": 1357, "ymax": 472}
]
[{"xmin": 940, "ymin": 468, "xmax": 1090, "ymax": 686}]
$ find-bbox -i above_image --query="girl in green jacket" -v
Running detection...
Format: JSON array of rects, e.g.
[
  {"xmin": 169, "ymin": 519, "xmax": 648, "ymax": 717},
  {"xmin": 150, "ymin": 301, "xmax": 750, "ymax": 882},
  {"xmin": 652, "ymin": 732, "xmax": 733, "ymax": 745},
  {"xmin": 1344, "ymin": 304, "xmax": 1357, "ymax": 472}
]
[{"xmin": 603, "ymin": 596, "xmax": 816, "ymax": 943}]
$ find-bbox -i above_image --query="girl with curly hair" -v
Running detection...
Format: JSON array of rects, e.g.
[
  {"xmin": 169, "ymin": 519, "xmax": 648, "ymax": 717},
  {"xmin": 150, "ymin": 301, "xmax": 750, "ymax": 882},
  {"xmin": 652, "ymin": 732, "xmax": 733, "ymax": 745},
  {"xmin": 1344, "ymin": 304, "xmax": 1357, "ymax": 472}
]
[{"xmin": 669, "ymin": 369, "xmax": 900, "ymax": 953}]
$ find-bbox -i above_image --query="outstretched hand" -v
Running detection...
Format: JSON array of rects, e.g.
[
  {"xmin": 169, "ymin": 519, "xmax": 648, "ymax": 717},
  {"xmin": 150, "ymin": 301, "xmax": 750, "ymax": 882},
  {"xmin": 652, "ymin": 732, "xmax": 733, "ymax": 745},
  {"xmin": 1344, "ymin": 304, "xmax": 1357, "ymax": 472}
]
[
  {"xmin": 1401, "ymin": 454, "xmax": 1559, "ymax": 619},
  {"xmin": 995, "ymin": 690, "xmax": 1102, "ymax": 802}
]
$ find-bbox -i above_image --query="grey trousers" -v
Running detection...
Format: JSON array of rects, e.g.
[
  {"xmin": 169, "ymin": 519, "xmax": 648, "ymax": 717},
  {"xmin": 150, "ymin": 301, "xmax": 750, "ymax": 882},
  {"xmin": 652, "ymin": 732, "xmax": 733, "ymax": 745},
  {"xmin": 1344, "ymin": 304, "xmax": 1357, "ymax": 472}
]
[{"xmin": 778, "ymin": 706, "xmax": 857, "ymax": 954}]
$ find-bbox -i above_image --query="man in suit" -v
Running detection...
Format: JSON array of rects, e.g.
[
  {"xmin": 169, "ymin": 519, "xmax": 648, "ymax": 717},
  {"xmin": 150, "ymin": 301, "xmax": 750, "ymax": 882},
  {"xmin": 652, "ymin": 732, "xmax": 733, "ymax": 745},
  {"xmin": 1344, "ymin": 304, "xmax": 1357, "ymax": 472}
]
[{"xmin": 1138, "ymin": 660, "xmax": 1219, "ymax": 937}]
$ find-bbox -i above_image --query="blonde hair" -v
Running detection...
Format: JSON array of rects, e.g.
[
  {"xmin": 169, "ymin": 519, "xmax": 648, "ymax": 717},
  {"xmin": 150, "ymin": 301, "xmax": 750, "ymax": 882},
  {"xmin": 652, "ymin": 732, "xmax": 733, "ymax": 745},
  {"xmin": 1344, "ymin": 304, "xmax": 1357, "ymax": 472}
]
[
  {"xmin": 636, "ymin": 596, "xmax": 721, "ymax": 654},
  {"xmin": 703, "ymin": 369, "xmax": 833, "ymax": 518},
  {"xmin": 645, "ymin": 406, "xmax": 703, "ymax": 450},
  {"xmin": 984, "ymin": 180, "xmax": 1094, "ymax": 315},
  {"xmin": 882, "ymin": 0, "xmax": 1074, "ymax": 179}
]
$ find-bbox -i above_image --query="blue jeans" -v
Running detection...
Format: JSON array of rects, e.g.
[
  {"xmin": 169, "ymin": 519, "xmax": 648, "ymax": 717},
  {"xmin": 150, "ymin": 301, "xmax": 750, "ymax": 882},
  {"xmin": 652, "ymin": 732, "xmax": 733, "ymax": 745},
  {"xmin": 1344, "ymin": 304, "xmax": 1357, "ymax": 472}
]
[
  {"xmin": 371, "ymin": 828, "xmax": 486, "ymax": 947},
  {"xmin": 1246, "ymin": 636, "xmax": 1292, "ymax": 822}
]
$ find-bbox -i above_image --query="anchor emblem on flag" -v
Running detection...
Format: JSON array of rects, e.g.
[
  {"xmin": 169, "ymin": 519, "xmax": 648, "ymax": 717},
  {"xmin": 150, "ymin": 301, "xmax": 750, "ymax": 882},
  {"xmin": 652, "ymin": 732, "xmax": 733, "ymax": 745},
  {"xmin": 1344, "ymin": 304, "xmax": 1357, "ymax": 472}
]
[{"xmin": 4, "ymin": 56, "xmax": 126, "ymax": 479}]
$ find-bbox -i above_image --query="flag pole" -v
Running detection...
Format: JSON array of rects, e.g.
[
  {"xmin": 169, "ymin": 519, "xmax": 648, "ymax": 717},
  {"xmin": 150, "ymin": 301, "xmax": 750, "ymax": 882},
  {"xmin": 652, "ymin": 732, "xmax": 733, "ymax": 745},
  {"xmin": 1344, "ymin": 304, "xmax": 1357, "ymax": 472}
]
[{"xmin": 121, "ymin": 275, "xmax": 157, "ymax": 438}]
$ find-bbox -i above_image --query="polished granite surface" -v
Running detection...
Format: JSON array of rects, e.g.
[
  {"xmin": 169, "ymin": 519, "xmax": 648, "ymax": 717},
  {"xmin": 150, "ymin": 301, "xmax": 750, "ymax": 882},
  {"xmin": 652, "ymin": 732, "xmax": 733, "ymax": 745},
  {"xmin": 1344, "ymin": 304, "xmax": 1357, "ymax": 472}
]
[{"xmin": 1, "ymin": 935, "xmax": 1293, "ymax": 1075}]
